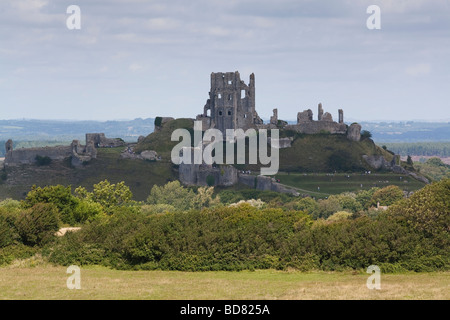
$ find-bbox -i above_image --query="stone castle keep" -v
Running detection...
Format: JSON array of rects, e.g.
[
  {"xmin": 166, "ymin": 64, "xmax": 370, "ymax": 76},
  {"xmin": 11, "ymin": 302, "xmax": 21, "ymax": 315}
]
[{"xmin": 196, "ymin": 71, "xmax": 263, "ymax": 133}]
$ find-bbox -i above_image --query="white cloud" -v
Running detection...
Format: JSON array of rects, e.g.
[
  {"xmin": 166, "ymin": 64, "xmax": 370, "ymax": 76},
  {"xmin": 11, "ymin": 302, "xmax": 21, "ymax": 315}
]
[
  {"xmin": 129, "ymin": 63, "xmax": 144, "ymax": 72},
  {"xmin": 405, "ymin": 63, "xmax": 431, "ymax": 76}
]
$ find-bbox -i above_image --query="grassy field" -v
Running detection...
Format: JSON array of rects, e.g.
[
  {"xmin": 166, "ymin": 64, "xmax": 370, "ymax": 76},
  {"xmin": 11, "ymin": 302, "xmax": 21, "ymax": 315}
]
[
  {"xmin": 274, "ymin": 172, "xmax": 426, "ymax": 198},
  {"xmin": 0, "ymin": 262, "xmax": 448, "ymax": 300}
]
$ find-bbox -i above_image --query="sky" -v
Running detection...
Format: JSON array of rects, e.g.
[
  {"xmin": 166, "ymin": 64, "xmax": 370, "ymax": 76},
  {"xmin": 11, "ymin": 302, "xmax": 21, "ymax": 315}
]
[{"xmin": 1, "ymin": 0, "xmax": 449, "ymax": 122}]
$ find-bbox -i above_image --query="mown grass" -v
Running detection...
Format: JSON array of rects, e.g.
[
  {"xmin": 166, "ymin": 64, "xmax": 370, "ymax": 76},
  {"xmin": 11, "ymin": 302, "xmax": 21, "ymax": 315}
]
[
  {"xmin": 0, "ymin": 263, "xmax": 448, "ymax": 300},
  {"xmin": 274, "ymin": 172, "xmax": 426, "ymax": 198}
]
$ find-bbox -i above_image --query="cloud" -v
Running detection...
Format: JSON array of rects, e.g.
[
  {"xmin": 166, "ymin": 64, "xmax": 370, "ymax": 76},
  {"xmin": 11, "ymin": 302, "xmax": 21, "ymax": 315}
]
[
  {"xmin": 405, "ymin": 63, "xmax": 431, "ymax": 76},
  {"xmin": 129, "ymin": 63, "xmax": 144, "ymax": 72},
  {"xmin": 0, "ymin": 0, "xmax": 449, "ymax": 121}
]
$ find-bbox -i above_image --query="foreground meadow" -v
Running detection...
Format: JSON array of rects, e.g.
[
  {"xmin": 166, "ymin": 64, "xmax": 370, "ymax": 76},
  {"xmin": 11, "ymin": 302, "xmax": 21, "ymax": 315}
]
[{"xmin": 0, "ymin": 263, "xmax": 448, "ymax": 300}]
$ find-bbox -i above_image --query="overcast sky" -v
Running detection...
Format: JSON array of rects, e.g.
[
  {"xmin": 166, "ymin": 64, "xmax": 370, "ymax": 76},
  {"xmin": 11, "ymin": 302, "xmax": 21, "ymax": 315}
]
[{"xmin": 1, "ymin": 0, "xmax": 449, "ymax": 122}]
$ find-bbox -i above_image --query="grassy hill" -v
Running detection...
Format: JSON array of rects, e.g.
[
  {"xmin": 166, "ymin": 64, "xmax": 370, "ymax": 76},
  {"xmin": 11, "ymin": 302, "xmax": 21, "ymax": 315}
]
[
  {"xmin": 0, "ymin": 147, "xmax": 176, "ymax": 201},
  {"xmin": 278, "ymin": 133, "xmax": 394, "ymax": 172},
  {"xmin": 0, "ymin": 118, "xmax": 426, "ymax": 201}
]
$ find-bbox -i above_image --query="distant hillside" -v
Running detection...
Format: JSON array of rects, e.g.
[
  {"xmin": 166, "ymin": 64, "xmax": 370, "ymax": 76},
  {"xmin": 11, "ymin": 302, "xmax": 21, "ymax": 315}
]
[{"xmin": 360, "ymin": 121, "xmax": 450, "ymax": 142}]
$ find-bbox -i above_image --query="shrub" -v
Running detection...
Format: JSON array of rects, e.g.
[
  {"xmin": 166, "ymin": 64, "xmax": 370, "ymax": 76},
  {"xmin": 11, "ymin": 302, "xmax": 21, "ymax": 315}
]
[
  {"xmin": 147, "ymin": 180, "xmax": 195, "ymax": 211},
  {"xmin": 154, "ymin": 117, "xmax": 163, "ymax": 127},
  {"xmin": 360, "ymin": 130, "xmax": 372, "ymax": 140},
  {"xmin": 23, "ymin": 185, "xmax": 78, "ymax": 225},
  {"xmin": 0, "ymin": 214, "xmax": 14, "ymax": 247},
  {"xmin": 35, "ymin": 155, "xmax": 52, "ymax": 166},
  {"xmin": 314, "ymin": 197, "xmax": 342, "ymax": 219},
  {"xmin": 370, "ymin": 185, "xmax": 404, "ymax": 207},
  {"xmin": 75, "ymin": 180, "xmax": 133, "ymax": 214},
  {"xmin": 327, "ymin": 211, "xmax": 352, "ymax": 222},
  {"xmin": 15, "ymin": 203, "xmax": 60, "ymax": 246}
]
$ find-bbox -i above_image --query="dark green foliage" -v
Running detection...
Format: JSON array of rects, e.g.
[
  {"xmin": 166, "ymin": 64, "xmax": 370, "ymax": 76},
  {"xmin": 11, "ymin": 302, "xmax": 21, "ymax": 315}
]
[
  {"xmin": 154, "ymin": 117, "xmax": 163, "ymax": 127},
  {"xmin": 0, "ymin": 244, "xmax": 38, "ymax": 266},
  {"xmin": 2, "ymin": 179, "xmax": 448, "ymax": 273},
  {"xmin": 360, "ymin": 130, "xmax": 372, "ymax": 140},
  {"xmin": 407, "ymin": 155, "xmax": 413, "ymax": 166},
  {"xmin": 381, "ymin": 142, "xmax": 450, "ymax": 157},
  {"xmin": 43, "ymin": 179, "xmax": 450, "ymax": 272},
  {"xmin": 15, "ymin": 203, "xmax": 60, "ymax": 246},
  {"xmin": 206, "ymin": 175, "xmax": 215, "ymax": 187},
  {"xmin": 35, "ymin": 155, "xmax": 52, "ymax": 166},
  {"xmin": 0, "ymin": 215, "xmax": 14, "ymax": 248},
  {"xmin": 370, "ymin": 185, "xmax": 404, "ymax": 207},
  {"xmin": 23, "ymin": 185, "xmax": 79, "ymax": 225}
]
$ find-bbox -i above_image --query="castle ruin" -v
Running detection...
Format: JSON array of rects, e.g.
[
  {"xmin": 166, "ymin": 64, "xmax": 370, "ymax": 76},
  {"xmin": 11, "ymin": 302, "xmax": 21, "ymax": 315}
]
[
  {"xmin": 196, "ymin": 71, "xmax": 264, "ymax": 133},
  {"xmin": 194, "ymin": 71, "xmax": 361, "ymax": 142},
  {"xmin": 177, "ymin": 71, "xmax": 363, "ymax": 189},
  {"xmin": 4, "ymin": 133, "xmax": 125, "ymax": 167}
]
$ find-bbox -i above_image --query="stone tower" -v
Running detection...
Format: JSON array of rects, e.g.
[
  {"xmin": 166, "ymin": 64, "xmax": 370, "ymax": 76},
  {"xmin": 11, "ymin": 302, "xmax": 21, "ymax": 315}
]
[{"xmin": 198, "ymin": 71, "xmax": 263, "ymax": 133}]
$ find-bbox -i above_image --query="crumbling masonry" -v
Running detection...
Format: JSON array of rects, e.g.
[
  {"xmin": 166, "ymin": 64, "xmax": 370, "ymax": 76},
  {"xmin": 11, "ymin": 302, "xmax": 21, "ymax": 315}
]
[
  {"xmin": 196, "ymin": 71, "xmax": 263, "ymax": 132},
  {"xmin": 4, "ymin": 133, "xmax": 124, "ymax": 167}
]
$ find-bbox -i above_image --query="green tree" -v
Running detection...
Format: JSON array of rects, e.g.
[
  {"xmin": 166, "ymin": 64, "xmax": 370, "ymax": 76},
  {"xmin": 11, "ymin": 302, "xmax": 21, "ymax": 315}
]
[
  {"xmin": 191, "ymin": 186, "xmax": 221, "ymax": 210},
  {"xmin": 314, "ymin": 197, "xmax": 342, "ymax": 219},
  {"xmin": 355, "ymin": 187, "xmax": 379, "ymax": 209},
  {"xmin": 15, "ymin": 203, "xmax": 60, "ymax": 246},
  {"xmin": 360, "ymin": 130, "xmax": 372, "ymax": 140},
  {"xmin": 23, "ymin": 185, "xmax": 78, "ymax": 225},
  {"xmin": 407, "ymin": 155, "xmax": 413, "ymax": 166},
  {"xmin": 333, "ymin": 193, "xmax": 363, "ymax": 213},
  {"xmin": 75, "ymin": 180, "xmax": 133, "ymax": 214},
  {"xmin": 388, "ymin": 178, "xmax": 449, "ymax": 237},
  {"xmin": 293, "ymin": 197, "xmax": 319, "ymax": 215},
  {"xmin": 326, "ymin": 211, "xmax": 352, "ymax": 222},
  {"xmin": 370, "ymin": 185, "xmax": 404, "ymax": 207},
  {"xmin": 147, "ymin": 181, "xmax": 195, "ymax": 211}
]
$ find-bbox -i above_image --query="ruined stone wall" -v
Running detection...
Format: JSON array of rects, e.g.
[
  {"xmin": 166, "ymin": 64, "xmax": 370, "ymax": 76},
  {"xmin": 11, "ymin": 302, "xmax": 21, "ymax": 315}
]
[
  {"xmin": 5, "ymin": 146, "xmax": 72, "ymax": 165},
  {"xmin": 5, "ymin": 137, "xmax": 98, "ymax": 167},
  {"xmin": 238, "ymin": 174, "xmax": 299, "ymax": 196},
  {"xmin": 285, "ymin": 121, "xmax": 347, "ymax": 134},
  {"xmin": 179, "ymin": 162, "xmax": 238, "ymax": 187},
  {"xmin": 347, "ymin": 123, "xmax": 362, "ymax": 141},
  {"xmin": 86, "ymin": 133, "xmax": 125, "ymax": 148},
  {"xmin": 285, "ymin": 104, "xmax": 357, "ymax": 137}
]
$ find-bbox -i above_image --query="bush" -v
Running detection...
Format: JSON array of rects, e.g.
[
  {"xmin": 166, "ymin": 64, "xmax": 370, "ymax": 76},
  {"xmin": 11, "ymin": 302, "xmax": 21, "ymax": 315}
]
[
  {"xmin": 35, "ymin": 155, "xmax": 52, "ymax": 166},
  {"xmin": 370, "ymin": 185, "xmax": 404, "ymax": 207},
  {"xmin": 23, "ymin": 185, "xmax": 79, "ymax": 225},
  {"xmin": 0, "ymin": 214, "xmax": 14, "ymax": 247},
  {"xmin": 40, "ymin": 181, "xmax": 449, "ymax": 272},
  {"xmin": 15, "ymin": 203, "xmax": 61, "ymax": 246},
  {"xmin": 154, "ymin": 117, "xmax": 163, "ymax": 127},
  {"xmin": 75, "ymin": 180, "xmax": 133, "ymax": 215},
  {"xmin": 360, "ymin": 130, "xmax": 372, "ymax": 140},
  {"xmin": 327, "ymin": 211, "xmax": 352, "ymax": 222},
  {"xmin": 0, "ymin": 244, "xmax": 38, "ymax": 266}
]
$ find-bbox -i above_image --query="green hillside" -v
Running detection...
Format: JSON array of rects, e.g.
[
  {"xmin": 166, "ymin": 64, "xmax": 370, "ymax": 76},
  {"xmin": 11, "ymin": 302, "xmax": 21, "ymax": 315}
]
[
  {"xmin": 0, "ymin": 147, "xmax": 176, "ymax": 201},
  {"xmin": 278, "ymin": 133, "xmax": 394, "ymax": 172},
  {"xmin": 0, "ymin": 118, "xmax": 427, "ymax": 201}
]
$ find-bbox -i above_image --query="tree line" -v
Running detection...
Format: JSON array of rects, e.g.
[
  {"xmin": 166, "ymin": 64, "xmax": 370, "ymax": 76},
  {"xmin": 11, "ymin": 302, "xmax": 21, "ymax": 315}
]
[
  {"xmin": 382, "ymin": 142, "xmax": 450, "ymax": 157},
  {"xmin": 0, "ymin": 179, "xmax": 448, "ymax": 272}
]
